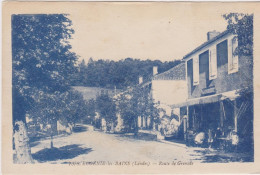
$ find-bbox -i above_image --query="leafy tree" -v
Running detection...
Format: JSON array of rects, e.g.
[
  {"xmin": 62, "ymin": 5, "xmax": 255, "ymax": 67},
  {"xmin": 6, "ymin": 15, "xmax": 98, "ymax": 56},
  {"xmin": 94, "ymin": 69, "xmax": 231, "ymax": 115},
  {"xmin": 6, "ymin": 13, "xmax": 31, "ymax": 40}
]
[
  {"xmin": 223, "ymin": 13, "xmax": 253, "ymax": 91},
  {"xmin": 60, "ymin": 91, "xmax": 89, "ymax": 126},
  {"xmin": 116, "ymin": 85, "xmax": 156, "ymax": 133},
  {"xmin": 116, "ymin": 91, "xmax": 137, "ymax": 133},
  {"xmin": 84, "ymin": 99, "xmax": 96, "ymax": 124},
  {"xmin": 28, "ymin": 90, "xmax": 88, "ymax": 133},
  {"xmin": 12, "ymin": 14, "xmax": 78, "ymax": 162},
  {"xmin": 72, "ymin": 58, "xmax": 181, "ymax": 89},
  {"xmin": 223, "ymin": 13, "xmax": 254, "ymax": 153},
  {"xmin": 12, "ymin": 14, "xmax": 77, "ymax": 123},
  {"xmin": 96, "ymin": 92, "xmax": 117, "ymax": 131},
  {"xmin": 223, "ymin": 13, "xmax": 253, "ymax": 56},
  {"xmin": 77, "ymin": 59, "xmax": 88, "ymax": 85}
]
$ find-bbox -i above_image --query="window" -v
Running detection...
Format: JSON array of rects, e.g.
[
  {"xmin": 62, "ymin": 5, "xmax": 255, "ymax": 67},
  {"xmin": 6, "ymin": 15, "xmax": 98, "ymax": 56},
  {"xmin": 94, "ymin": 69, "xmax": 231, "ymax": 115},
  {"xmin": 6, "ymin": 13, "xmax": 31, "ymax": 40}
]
[
  {"xmin": 193, "ymin": 56, "xmax": 199, "ymax": 85},
  {"xmin": 228, "ymin": 36, "xmax": 239, "ymax": 74},
  {"xmin": 209, "ymin": 46, "xmax": 217, "ymax": 80}
]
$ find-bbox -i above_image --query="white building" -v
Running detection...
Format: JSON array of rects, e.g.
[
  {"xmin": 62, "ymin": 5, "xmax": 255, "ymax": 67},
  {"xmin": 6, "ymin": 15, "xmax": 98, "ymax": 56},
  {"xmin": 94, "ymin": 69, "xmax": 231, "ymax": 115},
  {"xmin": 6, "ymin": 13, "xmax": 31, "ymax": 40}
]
[{"xmin": 152, "ymin": 62, "xmax": 187, "ymax": 117}]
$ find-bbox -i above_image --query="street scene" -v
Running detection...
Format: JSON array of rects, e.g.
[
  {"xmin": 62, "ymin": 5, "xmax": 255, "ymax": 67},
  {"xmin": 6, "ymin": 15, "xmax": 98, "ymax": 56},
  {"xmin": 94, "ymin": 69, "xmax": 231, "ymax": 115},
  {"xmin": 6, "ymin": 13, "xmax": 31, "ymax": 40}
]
[
  {"xmin": 11, "ymin": 5, "xmax": 254, "ymax": 164},
  {"xmin": 30, "ymin": 125, "xmax": 251, "ymax": 163}
]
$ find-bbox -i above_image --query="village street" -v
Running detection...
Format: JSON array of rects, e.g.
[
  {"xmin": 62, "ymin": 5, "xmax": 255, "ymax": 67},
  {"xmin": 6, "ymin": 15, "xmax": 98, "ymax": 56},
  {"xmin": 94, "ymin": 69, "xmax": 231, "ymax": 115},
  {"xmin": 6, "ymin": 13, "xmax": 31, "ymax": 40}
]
[{"xmin": 30, "ymin": 124, "xmax": 250, "ymax": 164}]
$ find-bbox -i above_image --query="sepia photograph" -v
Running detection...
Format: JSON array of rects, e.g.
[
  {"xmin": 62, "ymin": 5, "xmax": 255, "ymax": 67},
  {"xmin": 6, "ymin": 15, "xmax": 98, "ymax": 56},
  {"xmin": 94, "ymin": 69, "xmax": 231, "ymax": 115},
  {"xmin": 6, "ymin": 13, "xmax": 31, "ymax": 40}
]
[{"xmin": 2, "ymin": 1, "xmax": 260, "ymax": 174}]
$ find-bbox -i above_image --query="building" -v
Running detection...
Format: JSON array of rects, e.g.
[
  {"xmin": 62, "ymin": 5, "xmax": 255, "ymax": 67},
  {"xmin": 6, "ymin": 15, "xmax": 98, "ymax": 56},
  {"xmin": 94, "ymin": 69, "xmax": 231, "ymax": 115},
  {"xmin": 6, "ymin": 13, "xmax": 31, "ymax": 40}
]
[
  {"xmin": 151, "ymin": 63, "xmax": 188, "ymax": 139},
  {"xmin": 152, "ymin": 62, "xmax": 187, "ymax": 115},
  {"xmin": 113, "ymin": 64, "xmax": 187, "ymax": 134},
  {"xmin": 182, "ymin": 30, "xmax": 253, "ymax": 150}
]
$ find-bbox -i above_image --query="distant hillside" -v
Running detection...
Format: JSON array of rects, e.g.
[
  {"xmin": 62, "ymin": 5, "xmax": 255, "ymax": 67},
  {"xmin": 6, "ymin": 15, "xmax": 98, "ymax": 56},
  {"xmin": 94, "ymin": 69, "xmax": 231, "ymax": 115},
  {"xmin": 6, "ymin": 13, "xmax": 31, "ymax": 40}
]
[
  {"xmin": 70, "ymin": 58, "xmax": 181, "ymax": 89},
  {"xmin": 72, "ymin": 86, "xmax": 121, "ymax": 101}
]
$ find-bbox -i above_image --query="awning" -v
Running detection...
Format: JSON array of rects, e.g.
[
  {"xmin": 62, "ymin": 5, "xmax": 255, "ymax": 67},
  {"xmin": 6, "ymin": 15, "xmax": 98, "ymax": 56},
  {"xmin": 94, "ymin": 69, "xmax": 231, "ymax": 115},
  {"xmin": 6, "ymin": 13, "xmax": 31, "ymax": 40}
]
[
  {"xmin": 220, "ymin": 90, "xmax": 240, "ymax": 101},
  {"xmin": 170, "ymin": 90, "xmax": 240, "ymax": 108}
]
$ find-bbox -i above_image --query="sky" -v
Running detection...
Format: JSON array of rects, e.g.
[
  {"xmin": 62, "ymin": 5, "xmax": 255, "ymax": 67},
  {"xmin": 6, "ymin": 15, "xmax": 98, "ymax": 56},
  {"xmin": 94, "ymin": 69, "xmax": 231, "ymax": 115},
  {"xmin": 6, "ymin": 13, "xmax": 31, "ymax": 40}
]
[
  {"xmin": 67, "ymin": 3, "xmax": 228, "ymax": 62},
  {"xmin": 4, "ymin": 2, "xmax": 256, "ymax": 62},
  {"xmin": 28, "ymin": 2, "xmax": 233, "ymax": 63}
]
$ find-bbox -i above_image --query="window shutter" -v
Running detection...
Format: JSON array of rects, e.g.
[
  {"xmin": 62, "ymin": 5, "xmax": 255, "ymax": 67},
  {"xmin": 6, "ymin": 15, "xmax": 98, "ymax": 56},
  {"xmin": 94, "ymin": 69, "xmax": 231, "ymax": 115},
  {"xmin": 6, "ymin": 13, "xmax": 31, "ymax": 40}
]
[
  {"xmin": 232, "ymin": 37, "xmax": 239, "ymax": 72},
  {"xmin": 209, "ymin": 50, "xmax": 212, "ymax": 77},
  {"xmin": 228, "ymin": 36, "xmax": 239, "ymax": 74},
  {"xmin": 228, "ymin": 38, "xmax": 233, "ymax": 73},
  {"xmin": 209, "ymin": 46, "xmax": 217, "ymax": 80},
  {"xmin": 193, "ymin": 56, "xmax": 199, "ymax": 85}
]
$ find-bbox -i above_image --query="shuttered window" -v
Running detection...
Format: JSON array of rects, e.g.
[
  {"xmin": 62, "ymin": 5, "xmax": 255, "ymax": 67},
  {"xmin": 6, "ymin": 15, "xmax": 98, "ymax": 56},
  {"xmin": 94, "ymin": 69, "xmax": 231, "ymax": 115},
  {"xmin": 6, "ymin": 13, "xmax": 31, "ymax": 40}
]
[
  {"xmin": 228, "ymin": 36, "xmax": 239, "ymax": 74},
  {"xmin": 209, "ymin": 46, "xmax": 217, "ymax": 80},
  {"xmin": 193, "ymin": 56, "xmax": 199, "ymax": 85}
]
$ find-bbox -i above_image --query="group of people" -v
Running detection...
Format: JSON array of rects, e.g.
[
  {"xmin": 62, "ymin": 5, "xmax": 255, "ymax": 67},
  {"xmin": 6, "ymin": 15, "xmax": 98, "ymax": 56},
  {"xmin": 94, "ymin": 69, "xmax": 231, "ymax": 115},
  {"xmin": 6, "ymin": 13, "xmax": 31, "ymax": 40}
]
[{"xmin": 193, "ymin": 127, "xmax": 239, "ymax": 151}]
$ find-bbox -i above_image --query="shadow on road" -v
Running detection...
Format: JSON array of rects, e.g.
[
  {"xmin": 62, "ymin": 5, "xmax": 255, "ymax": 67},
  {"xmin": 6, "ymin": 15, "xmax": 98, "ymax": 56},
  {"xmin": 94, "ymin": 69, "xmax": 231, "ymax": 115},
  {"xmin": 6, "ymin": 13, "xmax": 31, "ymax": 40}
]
[
  {"xmin": 193, "ymin": 149, "xmax": 254, "ymax": 163},
  {"xmin": 32, "ymin": 144, "xmax": 92, "ymax": 162}
]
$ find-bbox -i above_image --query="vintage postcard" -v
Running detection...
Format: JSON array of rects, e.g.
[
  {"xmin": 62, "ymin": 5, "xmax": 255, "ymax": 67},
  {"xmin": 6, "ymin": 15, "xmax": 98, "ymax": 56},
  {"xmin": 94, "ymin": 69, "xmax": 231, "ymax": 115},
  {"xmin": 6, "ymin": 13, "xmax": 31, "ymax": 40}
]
[{"xmin": 2, "ymin": 1, "xmax": 260, "ymax": 174}]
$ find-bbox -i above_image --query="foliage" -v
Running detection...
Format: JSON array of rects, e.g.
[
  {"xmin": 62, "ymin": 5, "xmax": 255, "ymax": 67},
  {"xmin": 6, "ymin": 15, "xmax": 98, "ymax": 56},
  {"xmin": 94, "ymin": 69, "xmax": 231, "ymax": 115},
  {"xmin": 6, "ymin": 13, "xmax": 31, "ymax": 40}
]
[
  {"xmin": 116, "ymin": 84, "xmax": 157, "ymax": 133},
  {"xmin": 223, "ymin": 13, "xmax": 254, "ymax": 94},
  {"xmin": 96, "ymin": 92, "xmax": 117, "ymax": 131},
  {"xmin": 224, "ymin": 14, "xmax": 254, "ymax": 152},
  {"xmin": 223, "ymin": 13, "xmax": 253, "ymax": 56},
  {"xmin": 28, "ymin": 90, "xmax": 88, "ymax": 135},
  {"xmin": 12, "ymin": 14, "xmax": 78, "ymax": 124},
  {"xmin": 86, "ymin": 99, "xmax": 96, "ymax": 118},
  {"xmin": 71, "ymin": 58, "xmax": 181, "ymax": 89},
  {"xmin": 116, "ymin": 89, "xmax": 137, "ymax": 132}
]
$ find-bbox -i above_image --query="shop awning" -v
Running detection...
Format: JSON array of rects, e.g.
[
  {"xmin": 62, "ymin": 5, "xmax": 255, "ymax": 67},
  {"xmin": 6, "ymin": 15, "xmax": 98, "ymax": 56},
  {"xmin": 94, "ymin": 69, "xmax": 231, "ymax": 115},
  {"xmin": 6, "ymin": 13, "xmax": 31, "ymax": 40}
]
[
  {"xmin": 220, "ymin": 90, "xmax": 240, "ymax": 101},
  {"xmin": 170, "ymin": 90, "xmax": 240, "ymax": 108}
]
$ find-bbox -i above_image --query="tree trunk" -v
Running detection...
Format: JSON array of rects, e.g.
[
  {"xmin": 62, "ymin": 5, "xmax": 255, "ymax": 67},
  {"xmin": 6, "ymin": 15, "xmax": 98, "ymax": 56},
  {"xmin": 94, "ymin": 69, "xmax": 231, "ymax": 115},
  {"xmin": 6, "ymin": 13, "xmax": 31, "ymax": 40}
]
[
  {"xmin": 13, "ymin": 121, "xmax": 34, "ymax": 163},
  {"xmin": 50, "ymin": 135, "xmax": 54, "ymax": 148},
  {"xmin": 134, "ymin": 117, "xmax": 139, "ymax": 135},
  {"xmin": 13, "ymin": 88, "xmax": 33, "ymax": 163},
  {"xmin": 50, "ymin": 118, "xmax": 57, "ymax": 148}
]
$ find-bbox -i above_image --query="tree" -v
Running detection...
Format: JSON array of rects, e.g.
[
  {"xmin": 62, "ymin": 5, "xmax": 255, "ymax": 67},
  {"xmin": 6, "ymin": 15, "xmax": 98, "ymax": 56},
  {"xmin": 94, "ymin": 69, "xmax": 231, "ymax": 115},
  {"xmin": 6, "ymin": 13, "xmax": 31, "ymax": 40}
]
[
  {"xmin": 29, "ymin": 90, "xmax": 88, "ymax": 130},
  {"xmin": 223, "ymin": 13, "xmax": 253, "ymax": 57},
  {"xmin": 223, "ymin": 13, "xmax": 254, "ymax": 153},
  {"xmin": 116, "ymin": 91, "xmax": 136, "ymax": 133},
  {"xmin": 116, "ymin": 85, "xmax": 154, "ymax": 134},
  {"xmin": 84, "ymin": 99, "xmax": 96, "ymax": 124},
  {"xmin": 72, "ymin": 58, "xmax": 181, "ymax": 89},
  {"xmin": 223, "ymin": 13, "xmax": 253, "ymax": 92},
  {"xmin": 12, "ymin": 14, "xmax": 78, "ymax": 163},
  {"xmin": 26, "ymin": 90, "xmax": 89, "ymax": 151},
  {"xmin": 77, "ymin": 59, "xmax": 88, "ymax": 85},
  {"xmin": 59, "ymin": 91, "xmax": 88, "ymax": 126},
  {"xmin": 96, "ymin": 92, "xmax": 117, "ymax": 131},
  {"xmin": 12, "ymin": 14, "xmax": 77, "ymax": 122},
  {"xmin": 224, "ymin": 13, "xmax": 253, "ymax": 87}
]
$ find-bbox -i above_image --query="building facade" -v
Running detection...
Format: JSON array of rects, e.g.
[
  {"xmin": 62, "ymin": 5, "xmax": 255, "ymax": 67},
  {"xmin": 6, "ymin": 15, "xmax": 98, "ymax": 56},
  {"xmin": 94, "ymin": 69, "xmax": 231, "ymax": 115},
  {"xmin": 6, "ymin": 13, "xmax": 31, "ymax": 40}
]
[
  {"xmin": 183, "ymin": 31, "xmax": 253, "ymax": 151},
  {"xmin": 152, "ymin": 62, "xmax": 187, "ymax": 108},
  {"xmin": 112, "ymin": 29, "xmax": 253, "ymax": 152},
  {"xmin": 151, "ymin": 63, "xmax": 188, "ymax": 139}
]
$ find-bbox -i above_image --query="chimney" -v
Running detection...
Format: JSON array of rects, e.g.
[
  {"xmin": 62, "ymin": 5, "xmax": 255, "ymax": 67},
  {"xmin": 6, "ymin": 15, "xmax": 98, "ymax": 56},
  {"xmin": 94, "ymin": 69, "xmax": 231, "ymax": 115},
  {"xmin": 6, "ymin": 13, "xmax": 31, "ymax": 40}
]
[
  {"xmin": 139, "ymin": 76, "xmax": 143, "ymax": 84},
  {"xmin": 153, "ymin": 66, "xmax": 158, "ymax": 76},
  {"xmin": 207, "ymin": 30, "xmax": 221, "ymax": 41}
]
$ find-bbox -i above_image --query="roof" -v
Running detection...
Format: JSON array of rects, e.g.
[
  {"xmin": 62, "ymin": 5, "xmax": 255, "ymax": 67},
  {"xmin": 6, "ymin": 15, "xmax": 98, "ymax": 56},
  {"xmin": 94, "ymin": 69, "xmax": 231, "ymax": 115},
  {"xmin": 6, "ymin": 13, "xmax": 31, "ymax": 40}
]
[
  {"xmin": 152, "ymin": 62, "xmax": 186, "ymax": 80},
  {"xmin": 183, "ymin": 30, "xmax": 231, "ymax": 60}
]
